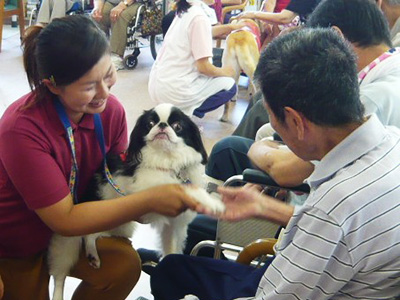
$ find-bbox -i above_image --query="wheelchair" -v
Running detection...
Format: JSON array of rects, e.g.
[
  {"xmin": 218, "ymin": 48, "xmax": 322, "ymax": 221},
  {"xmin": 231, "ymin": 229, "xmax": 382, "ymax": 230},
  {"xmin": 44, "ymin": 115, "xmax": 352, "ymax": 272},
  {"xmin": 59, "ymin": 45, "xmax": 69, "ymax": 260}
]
[
  {"xmin": 123, "ymin": 0, "xmax": 164, "ymax": 69},
  {"xmin": 191, "ymin": 168, "xmax": 310, "ymax": 266}
]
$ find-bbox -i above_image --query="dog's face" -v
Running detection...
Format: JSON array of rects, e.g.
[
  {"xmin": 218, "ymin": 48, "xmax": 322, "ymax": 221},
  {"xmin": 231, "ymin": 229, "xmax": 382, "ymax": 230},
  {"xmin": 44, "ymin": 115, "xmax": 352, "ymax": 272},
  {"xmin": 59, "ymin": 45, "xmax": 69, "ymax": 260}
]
[{"xmin": 126, "ymin": 104, "xmax": 207, "ymax": 166}]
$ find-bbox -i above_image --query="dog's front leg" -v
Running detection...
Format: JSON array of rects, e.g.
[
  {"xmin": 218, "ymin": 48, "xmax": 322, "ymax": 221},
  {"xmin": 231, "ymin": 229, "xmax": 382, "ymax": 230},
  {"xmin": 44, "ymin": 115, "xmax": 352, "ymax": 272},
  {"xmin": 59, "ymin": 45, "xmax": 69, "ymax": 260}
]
[
  {"xmin": 160, "ymin": 224, "xmax": 180, "ymax": 256},
  {"xmin": 84, "ymin": 234, "xmax": 102, "ymax": 269},
  {"xmin": 52, "ymin": 274, "xmax": 67, "ymax": 300}
]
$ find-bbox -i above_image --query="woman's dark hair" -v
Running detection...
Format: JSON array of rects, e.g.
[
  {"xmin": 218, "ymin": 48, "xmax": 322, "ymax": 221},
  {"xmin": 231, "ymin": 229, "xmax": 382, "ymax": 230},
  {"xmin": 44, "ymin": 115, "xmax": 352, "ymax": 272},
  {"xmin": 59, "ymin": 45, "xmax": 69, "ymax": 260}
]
[
  {"xmin": 22, "ymin": 15, "xmax": 110, "ymax": 104},
  {"xmin": 254, "ymin": 28, "xmax": 364, "ymax": 126},
  {"xmin": 307, "ymin": 0, "xmax": 392, "ymax": 48},
  {"xmin": 175, "ymin": 0, "xmax": 191, "ymax": 16}
]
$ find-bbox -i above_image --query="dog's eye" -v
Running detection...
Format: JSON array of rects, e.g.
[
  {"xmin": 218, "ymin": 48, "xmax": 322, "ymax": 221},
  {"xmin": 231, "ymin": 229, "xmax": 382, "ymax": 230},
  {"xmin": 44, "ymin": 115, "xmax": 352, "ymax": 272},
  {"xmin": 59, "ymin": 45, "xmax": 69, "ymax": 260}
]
[
  {"xmin": 148, "ymin": 120, "xmax": 156, "ymax": 128},
  {"xmin": 171, "ymin": 122, "xmax": 182, "ymax": 132}
]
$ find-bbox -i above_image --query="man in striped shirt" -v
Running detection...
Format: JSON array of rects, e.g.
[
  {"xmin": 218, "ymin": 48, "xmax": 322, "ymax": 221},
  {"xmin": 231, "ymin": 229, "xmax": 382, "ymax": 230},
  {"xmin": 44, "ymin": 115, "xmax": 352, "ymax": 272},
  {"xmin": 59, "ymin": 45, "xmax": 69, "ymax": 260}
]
[{"xmin": 150, "ymin": 27, "xmax": 400, "ymax": 300}]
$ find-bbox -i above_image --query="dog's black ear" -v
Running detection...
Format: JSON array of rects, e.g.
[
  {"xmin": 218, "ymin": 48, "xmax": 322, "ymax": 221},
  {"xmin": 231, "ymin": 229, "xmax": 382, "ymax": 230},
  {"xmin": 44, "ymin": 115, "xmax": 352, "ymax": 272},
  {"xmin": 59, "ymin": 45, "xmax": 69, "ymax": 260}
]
[
  {"xmin": 125, "ymin": 112, "xmax": 148, "ymax": 166},
  {"xmin": 186, "ymin": 115, "xmax": 208, "ymax": 165}
]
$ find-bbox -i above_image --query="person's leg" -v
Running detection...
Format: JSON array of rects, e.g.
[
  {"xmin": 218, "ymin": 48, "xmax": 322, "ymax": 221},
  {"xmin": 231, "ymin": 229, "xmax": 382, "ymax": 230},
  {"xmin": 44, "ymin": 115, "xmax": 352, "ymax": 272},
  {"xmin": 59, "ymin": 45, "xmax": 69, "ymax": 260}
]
[
  {"xmin": 70, "ymin": 237, "xmax": 141, "ymax": 300},
  {"xmin": 193, "ymin": 84, "xmax": 237, "ymax": 118},
  {"xmin": 110, "ymin": 3, "xmax": 140, "ymax": 56},
  {"xmin": 94, "ymin": 1, "xmax": 113, "ymax": 35},
  {"xmin": 206, "ymin": 135, "xmax": 255, "ymax": 181},
  {"xmin": 36, "ymin": 0, "xmax": 54, "ymax": 23},
  {"xmin": 0, "ymin": 252, "xmax": 50, "ymax": 300},
  {"xmin": 151, "ymin": 254, "xmax": 272, "ymax": 300},
  {"xmin": 232, "ymin": 96, "xmax": 270, "ymax": 139}
]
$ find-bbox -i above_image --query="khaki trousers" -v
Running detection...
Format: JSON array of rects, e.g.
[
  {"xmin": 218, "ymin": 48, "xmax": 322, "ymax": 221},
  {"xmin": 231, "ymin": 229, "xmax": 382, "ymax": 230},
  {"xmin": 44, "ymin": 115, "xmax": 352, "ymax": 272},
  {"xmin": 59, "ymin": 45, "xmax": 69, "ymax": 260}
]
[
  {"xmin": 0, "ymin": 237, "xmax": 141, "ymax": 300},
  {"xmin": 95, "ymin": 1, "xmax": 141, "ymax": 56}
]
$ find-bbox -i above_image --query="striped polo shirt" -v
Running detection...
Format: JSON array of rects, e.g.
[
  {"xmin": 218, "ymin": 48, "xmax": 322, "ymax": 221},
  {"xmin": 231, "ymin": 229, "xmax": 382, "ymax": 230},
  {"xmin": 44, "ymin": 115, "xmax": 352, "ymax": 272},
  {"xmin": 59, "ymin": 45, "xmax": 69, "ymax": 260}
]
[{"xmin": 256, "ymin": 115, "xmax": 400, "ymax": 299}]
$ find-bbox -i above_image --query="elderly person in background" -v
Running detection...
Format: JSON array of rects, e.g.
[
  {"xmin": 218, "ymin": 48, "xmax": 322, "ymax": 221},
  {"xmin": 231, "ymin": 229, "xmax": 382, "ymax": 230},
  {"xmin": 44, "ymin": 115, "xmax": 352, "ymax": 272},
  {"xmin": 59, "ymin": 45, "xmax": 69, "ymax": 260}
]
[
  {"xmin": 92, "ymin": 0, "xmax": 141, "ymax": 70},
  {"xmin": 36, "ymin": 0, "xmax": 81, "ymax": 23},
  {"xmin": 377, "ymin": 0, "xmax": 400, "ymax": 46}
]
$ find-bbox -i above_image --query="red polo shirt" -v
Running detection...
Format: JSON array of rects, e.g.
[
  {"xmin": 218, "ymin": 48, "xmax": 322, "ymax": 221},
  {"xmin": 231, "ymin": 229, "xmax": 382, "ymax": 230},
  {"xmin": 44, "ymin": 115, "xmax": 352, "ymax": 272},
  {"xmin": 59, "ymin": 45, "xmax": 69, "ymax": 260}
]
[{"xmin": 0, "ymin": 93, "xmax": 128, "ymax": 258}]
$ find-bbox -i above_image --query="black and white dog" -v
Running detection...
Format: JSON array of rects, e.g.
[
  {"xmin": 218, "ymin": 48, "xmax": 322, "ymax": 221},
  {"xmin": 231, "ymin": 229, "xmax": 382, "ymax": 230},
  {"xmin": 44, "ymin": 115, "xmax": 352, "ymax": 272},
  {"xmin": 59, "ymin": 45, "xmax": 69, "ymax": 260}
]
[{"xmin": 48, "ymin": 103, "xmax": 225, "ymax": 300}]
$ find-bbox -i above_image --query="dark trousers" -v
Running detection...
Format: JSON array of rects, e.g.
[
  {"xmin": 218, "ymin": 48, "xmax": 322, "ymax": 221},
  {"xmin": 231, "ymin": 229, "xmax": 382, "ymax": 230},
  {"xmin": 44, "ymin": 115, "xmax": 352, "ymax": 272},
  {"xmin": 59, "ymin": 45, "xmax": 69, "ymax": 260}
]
[
  {"xmin": 193, "ymin": 84, "xmax": 237, "ymax": 118},
  {"xmin": 151, "ymin": 254, "xmax": 273, "ymax": 300},
  {"xmin": 206, "ymin": 135, "xmax": 255, "ymax": 181}
]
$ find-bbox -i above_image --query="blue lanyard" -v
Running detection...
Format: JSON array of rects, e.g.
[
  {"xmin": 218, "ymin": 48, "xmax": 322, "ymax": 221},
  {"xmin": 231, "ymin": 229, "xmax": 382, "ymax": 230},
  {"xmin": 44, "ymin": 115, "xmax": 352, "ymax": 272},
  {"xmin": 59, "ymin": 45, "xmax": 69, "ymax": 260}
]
[{"xmin": 55, "ymin": 99, "xmax": 126, "ymax": 204}]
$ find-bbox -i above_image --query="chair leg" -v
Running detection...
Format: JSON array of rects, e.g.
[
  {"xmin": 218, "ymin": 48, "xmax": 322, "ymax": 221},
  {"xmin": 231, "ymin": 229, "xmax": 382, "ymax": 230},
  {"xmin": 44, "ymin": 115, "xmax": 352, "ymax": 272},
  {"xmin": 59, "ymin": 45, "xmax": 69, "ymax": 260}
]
[
  {"xmin": 0, "ymin": 0, "xmax": 4, "ymax": 52},
  {"xmin": 18, "ymin": 0, "xmax": 25, "ymax": 40}
]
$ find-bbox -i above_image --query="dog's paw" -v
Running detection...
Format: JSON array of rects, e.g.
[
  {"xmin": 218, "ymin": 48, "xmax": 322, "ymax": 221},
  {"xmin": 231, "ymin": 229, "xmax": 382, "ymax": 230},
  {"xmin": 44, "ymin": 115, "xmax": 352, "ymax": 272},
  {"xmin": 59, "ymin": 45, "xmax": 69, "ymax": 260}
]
[
  {"xmin": 183, "ymin": 186, "xmax": 225, "ymax": 213},
  {"xmin": 219, "ymin": 115, "xmax": 229, "ymax": 123},
  {"xmin": 87, "ymin": 253, "xmax": 101, "ymax": 269},
  {"xmin": 181, "ymin": 295, "xmax": 200, "ymax": 300}
]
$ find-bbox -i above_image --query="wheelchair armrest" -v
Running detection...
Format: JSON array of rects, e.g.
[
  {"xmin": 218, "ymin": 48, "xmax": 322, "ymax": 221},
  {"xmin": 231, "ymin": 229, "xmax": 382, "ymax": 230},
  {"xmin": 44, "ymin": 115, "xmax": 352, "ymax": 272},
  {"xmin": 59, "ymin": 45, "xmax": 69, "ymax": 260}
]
[
  {"xmin": 242, "ymin": 169, "xmax": 310, "ymax": 194},
  {"xmin": 236, "ymin": 238, "xmax": 277, "ymax": 265}
]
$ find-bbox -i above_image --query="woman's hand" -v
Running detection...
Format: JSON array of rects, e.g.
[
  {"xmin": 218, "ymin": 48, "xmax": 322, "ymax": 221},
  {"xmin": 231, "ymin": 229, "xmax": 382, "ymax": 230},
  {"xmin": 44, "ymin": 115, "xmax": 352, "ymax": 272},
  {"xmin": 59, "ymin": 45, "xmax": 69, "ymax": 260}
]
[
  {"xmin": 110, "ymin": 3, "xmax": 126, "ymax": 23},
  {"xmin": 146, "ymin": 184, "xmax": 199, "ymax": 217}
]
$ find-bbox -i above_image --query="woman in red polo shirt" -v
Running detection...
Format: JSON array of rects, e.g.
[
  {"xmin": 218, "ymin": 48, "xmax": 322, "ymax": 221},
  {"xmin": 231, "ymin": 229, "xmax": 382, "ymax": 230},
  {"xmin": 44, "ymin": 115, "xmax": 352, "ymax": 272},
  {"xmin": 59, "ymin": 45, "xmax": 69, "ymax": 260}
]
[{"xmin": 0, "ymin": 15, "xmax": 197, "ymax": 300}]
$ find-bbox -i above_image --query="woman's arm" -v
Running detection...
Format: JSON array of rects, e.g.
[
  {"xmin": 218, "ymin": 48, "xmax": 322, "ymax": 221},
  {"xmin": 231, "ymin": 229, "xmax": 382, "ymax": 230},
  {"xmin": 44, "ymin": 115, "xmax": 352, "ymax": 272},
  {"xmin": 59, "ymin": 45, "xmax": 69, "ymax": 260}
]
[
  {"xmin": 196, "ymin": 57, "xmax": 235, "ymax": 77},
  {"xmin": 248, "ymin": 139, "xmax": 314, "ymax": 186},
  {"xmin": 239, "ymin": 9, "xmax": 297, "ymax": 25},
  {"xmin": 211, "ymin": 22, "xmax": 245, "ymax": 38},
  {"xmin": 261, "ymin": 0, "xmax": 277, "ymax": 12},
  {"xmin": 92, "ymin": 0, "xmax": 104, "ymax": 21},
  {"xmin": 36, "ymin": 184, "xmax": 198, "ymax": 236}
]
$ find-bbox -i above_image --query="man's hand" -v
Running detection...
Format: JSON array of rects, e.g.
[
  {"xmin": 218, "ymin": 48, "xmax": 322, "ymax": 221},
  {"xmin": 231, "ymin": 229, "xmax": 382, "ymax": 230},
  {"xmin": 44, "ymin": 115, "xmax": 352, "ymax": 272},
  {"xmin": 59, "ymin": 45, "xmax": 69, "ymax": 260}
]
[
  {"xmin": 92, "ymin": 7, "xmax": 103, "ymax": 22},
  {"xmin": 196, "ymin": 185, "xmax": 264, "ymax": 220}
]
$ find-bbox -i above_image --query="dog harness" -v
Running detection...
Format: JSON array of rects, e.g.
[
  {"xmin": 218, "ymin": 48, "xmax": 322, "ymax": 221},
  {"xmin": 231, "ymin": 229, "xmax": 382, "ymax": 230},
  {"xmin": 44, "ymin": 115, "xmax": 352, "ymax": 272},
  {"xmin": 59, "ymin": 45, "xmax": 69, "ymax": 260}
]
[
  {"xmin": 232, "ymin": 21, "xmax": 262, "ymax": 51},
  {"xmin": 55, "ymin": 99, "xmax": 126, "ymax": 203}
]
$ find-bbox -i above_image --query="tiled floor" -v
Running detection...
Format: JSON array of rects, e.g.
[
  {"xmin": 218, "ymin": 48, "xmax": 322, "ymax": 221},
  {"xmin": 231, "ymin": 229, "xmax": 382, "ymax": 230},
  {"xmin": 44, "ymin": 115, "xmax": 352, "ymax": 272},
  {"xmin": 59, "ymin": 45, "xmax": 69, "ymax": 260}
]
[{"xmin": 1, "ymin": 24, "xmax": 249, "ymax": 299}]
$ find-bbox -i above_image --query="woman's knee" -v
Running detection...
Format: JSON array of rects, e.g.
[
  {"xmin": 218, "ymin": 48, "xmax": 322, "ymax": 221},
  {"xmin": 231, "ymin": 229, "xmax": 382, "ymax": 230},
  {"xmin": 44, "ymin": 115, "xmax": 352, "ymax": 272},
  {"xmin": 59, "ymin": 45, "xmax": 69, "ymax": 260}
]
[{"xmin": 73, "ymin": 237, "xmax": 142, "ymax": 290}]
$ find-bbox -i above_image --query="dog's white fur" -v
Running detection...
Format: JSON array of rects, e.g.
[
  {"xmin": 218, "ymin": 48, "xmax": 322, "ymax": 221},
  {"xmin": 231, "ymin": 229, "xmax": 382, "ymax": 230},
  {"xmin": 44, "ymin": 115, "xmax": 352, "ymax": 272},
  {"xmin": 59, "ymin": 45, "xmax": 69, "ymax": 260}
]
[{"xmin": 48, "ymin": 104, "xmax": 224, "ymax": 300}]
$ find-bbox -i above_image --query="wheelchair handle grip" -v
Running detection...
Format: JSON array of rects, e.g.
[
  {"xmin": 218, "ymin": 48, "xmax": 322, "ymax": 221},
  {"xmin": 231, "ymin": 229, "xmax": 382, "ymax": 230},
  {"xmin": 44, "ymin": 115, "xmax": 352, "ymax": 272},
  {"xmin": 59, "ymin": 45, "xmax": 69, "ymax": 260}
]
[{"xmin": 242, "ymin": 169, "xmax": 310, "ymax": 194}]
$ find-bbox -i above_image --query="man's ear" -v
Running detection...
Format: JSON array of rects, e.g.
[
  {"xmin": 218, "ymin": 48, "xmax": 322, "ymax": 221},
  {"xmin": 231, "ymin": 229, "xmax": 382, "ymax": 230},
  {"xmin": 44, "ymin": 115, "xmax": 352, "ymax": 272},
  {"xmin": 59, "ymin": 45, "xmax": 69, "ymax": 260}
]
[
  {"xmin": 331, "ymin": 26, "xmax": 345, "ymax": 39},
  {"xmin": 42, "ymin": 79, "xmax": 62, "ymax": 95},
  {"xmin": 284, "ymin": 107, "xmax": 306, "ymax": 140}
]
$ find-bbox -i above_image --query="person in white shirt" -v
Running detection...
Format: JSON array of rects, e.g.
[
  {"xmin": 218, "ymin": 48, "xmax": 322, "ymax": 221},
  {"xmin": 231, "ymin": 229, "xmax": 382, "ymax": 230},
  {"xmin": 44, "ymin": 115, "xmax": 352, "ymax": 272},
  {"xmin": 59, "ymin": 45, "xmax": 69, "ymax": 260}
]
[
  {"xmin": 148, "ymin": 0, "xmax": 236, "ymax": 118},
  {"xmin": 377, "ymin": 0, "xmax": 400, "ymax": 47}
]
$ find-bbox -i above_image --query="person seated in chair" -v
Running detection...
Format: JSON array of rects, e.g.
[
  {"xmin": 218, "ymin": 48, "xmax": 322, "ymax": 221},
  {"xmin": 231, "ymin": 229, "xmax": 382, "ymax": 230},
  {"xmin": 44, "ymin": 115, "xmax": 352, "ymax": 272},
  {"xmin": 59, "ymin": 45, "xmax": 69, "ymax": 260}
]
[
  {"xmin": 148, "ymin": 0, "xmax": 237, "ymax": 119},
  {"xmin": 207, "ymin": 0, "xmax": 400, "ymax": 185},
  {"xmin": 36, "ymin": 0, "xmax": 82, "ymax": 24},
  {"xmin": 150, "ymin": 25, "xmax": 400, "ymax": 300},
  {"xmin": 376, "ymin": 0, "xmax": 400, "ymax": 47},
  {"xmin": 92, "ymin": 0, "xmax": 141, "ymax": 70}
]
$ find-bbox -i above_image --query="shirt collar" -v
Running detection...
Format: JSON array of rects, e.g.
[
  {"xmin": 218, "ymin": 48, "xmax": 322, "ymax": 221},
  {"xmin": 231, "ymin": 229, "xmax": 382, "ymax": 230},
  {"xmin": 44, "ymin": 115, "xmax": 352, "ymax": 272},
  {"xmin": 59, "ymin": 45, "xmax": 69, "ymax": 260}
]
[{"xmin": 307, "ymin": 114, "xmax": 386, "ymax": 189}]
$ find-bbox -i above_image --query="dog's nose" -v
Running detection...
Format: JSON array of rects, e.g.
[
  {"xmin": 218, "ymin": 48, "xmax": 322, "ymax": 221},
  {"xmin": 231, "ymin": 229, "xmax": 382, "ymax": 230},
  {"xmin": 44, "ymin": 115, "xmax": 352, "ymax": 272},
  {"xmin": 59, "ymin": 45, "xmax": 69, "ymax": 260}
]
[{"xmin": 158, "ymin": 122, "xmax": 168, "ymax": 129}]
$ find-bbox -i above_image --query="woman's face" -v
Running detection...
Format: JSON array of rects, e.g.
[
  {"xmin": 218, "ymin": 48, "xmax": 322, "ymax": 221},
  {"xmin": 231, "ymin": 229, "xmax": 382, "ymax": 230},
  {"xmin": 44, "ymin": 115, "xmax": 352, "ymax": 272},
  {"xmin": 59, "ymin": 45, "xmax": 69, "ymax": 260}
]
[{"xmin": 53, "ymin": 54, "xmax": 117, "ymax": 123}]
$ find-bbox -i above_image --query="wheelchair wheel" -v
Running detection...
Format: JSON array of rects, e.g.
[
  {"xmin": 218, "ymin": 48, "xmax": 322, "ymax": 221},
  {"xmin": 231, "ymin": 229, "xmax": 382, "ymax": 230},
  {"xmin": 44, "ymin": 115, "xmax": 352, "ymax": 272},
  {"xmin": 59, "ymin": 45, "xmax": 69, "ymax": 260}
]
[
  {"xmin": 150, "ymin": 33, "xmax": 163, "ymax": 60},
  {"xmin": 124, "ymin": 55, "xmax": 138, "ymax": 69}
]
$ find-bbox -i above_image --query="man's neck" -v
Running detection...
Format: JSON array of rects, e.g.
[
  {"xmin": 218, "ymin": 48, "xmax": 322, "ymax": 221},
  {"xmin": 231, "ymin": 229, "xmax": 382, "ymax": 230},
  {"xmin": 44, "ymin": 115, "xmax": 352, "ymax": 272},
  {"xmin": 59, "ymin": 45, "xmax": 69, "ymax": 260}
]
[
  {"xmin": 313, "ymin": 121, "xmax": 364, "ymax": 161},
  {"xmin": 354, "ymin": 44, "xmax": 391, "ymax": 71}
]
